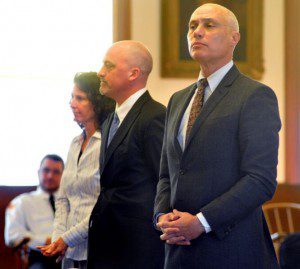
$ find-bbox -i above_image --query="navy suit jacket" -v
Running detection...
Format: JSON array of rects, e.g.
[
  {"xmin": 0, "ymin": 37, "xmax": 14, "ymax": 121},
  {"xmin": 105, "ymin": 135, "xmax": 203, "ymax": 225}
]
[
  {"xmin": 154, "ymin": 65, "xmax": 281, "ymax": 269},
  {"xmin": 88, "ymin": 91, "xmax": 165, "ymax": 269}
]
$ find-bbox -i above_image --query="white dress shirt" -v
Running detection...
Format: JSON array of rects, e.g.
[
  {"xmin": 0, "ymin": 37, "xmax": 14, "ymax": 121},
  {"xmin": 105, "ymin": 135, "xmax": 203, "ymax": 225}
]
[
  {"xmin": 5, "ymin": 187, "xmax": 55, "ymax": 250},
  {"xmin": 52, "ymin": 130, "xmax": 101, "ymax": 260},
  {"xmin": 177, "ymin": 60, "xmax": 233, "ymax": 233},
  {"xmin": 114, "ymin": 88, "xmax": 147, "ymax": 126}
]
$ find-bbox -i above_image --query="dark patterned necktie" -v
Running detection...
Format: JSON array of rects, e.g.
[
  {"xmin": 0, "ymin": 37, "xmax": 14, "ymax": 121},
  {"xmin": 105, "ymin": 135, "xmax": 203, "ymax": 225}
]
[
  {"xmin": 49, "ymin": 194, "xmax": 55, "ymax": 213},
  {"xmin": 185, "ymin": 78, "xmax": 208, "ymax": 144}
]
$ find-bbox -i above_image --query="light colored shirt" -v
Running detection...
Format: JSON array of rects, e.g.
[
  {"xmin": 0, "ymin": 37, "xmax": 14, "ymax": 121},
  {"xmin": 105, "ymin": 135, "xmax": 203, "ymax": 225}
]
[
  {"xmin": 52, "ymin": 130, "xmax": 101, "ymax": 260},
  {"xmin": 115, "ymin": 88, "xmax": 147, "ymax": 126},
  {"xmin": 5, "ymin": 187, "xmax": 55, "ymax": 250},
  {"xmin": 177, "ymin": 60, "xmax": 233, "ymax": 233}
]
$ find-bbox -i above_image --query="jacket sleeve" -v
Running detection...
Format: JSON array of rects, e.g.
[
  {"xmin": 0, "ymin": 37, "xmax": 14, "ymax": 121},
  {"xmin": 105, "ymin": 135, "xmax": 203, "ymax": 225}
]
[
  {"xmin": 143, "ymin": 108, "xmax": 166, "ymax": 183},
  {"xmin": 154, "ymin": 96, "xmax": 174, "ymax": 217}
]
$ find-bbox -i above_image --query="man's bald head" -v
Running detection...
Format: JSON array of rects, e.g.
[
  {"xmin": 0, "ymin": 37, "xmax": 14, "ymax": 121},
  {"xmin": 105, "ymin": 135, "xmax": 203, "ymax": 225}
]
[
  {"xmin": 187, "ymin": 3, "xmax": 240, "ymax": 76},
  {"xmin": 98, "ymin": 40, "xmax": 153, "ymax": 105},
  {"xmin": 194, "ymin": 3, "xmax": 239, "ymax": 32},
  {"xmin": 110, "ymin": 40, "xmax": 153, "ymax": 78}
]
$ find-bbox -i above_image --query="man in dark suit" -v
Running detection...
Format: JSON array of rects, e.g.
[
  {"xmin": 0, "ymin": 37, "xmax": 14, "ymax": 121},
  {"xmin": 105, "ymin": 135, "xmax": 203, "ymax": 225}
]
[
  {"xmin": 154, "ymin": 3, "xmax": 281, "ymax": 269},
  {"xmin": 87, "ymin": 40, "xmax": 165, "ymax": 269}
]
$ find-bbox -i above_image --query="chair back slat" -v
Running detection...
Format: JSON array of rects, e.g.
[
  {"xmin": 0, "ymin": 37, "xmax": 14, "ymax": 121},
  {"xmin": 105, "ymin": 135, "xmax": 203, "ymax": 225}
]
[
  {"xmin": 286, "ymin": 208, "xmax": 294, "ymax": 232},
  {"xmin": 263, "ymin": 202, "xmax": 300, "ymax": 241},
  {"xmin": 264, "ymin": 211, "xmax": 273, "ymax": 234},
  {"xmin": 274, "ymin": 208, "xmax": 282, "ymax": 233}
]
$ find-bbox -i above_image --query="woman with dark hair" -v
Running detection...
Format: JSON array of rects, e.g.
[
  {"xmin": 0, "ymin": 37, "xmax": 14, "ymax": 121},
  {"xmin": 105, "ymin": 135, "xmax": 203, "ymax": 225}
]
[{"xmin": 38, "ymin": 72, "xmax": 115, "ymax": 269}]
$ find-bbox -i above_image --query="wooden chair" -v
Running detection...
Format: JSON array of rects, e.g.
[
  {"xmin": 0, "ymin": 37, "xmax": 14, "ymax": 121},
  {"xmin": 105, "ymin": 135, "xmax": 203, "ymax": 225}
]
[
  {"xmin": 263, "ymin": 202, "xmax": 300, "ymax": 257},
  {"xmin": 0, "ymin": 186, "xmax": 36, "ymax": 269}
]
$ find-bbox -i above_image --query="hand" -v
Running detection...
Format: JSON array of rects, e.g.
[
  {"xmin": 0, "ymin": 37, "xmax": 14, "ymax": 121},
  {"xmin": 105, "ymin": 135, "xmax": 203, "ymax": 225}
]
[
  {"xmin": 158, "ymin": 209, "xmax": 205, "ymax": 245},
  {"xmin": 157, "ymin": 212, "xmax": 184, "ymax": 243},
  {"xmin": 37, "ymin": 237, "xmax": 68, "ymax": 257},
  {"xmin": 157, "ymin": 212, "xmax": 179, "ymax": 231},
  {"xmin": 45, "ymin": 237, "xmax": 51, "ymax": 245},
  {"xmin": 157, "ymin": 211, "xmax": 190, "ymax": 246}
]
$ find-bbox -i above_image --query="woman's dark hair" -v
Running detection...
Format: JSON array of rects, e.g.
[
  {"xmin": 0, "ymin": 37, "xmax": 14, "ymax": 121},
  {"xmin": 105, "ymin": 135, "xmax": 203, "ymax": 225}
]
[{"xmin": 73, "ymin": 72, "xmax": 115, "ymax": 130}]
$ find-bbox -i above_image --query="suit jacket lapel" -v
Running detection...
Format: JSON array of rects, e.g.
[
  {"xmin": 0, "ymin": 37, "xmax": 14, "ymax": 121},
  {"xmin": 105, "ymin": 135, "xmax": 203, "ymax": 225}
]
[
  {"xmin": 173, "ymin": 83, "xmax": 197, "ymax": 156},
  {"xmin": 99, "ymin": 113, "xmax": 113, "ymax": 174},
  {"xmin": 185, "ymin": 65, "xmax": 240, "ymax": 151},
  {"xmin": 102, "ymin": 91, "xmax": 151, "ymax": 171}
]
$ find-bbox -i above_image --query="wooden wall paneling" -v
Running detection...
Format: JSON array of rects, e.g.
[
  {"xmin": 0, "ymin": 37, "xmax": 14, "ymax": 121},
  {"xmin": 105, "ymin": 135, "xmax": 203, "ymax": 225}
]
[
  {"xmin": 285, "ymin": 0, "xmax": 300, "ymax": 183},
  {"xmin": 113, "ymin": 0, "xmax": 131, "ymax": 41}
]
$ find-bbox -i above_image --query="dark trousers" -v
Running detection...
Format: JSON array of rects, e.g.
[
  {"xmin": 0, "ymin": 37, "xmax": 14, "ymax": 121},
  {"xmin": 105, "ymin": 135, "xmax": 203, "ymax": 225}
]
[{"xmin": 28, "ymin": 250, "xmax": 61, "ymax": 269}]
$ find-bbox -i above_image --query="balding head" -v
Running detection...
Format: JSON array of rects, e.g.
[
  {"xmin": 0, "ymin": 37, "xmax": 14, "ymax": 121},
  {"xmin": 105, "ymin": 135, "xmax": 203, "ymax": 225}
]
[
  {"xmin": 110, "ymin": 40, "xmax": 153, "ymax": 78},
  {"xmin": 187, "ymin": 3, "xmax": 240, "ymax": 76},
  {"xmin": 98, "ymin": 40, "xmax": 153, "ymax": 105},
  {"xmin": 195, "ymin": 3, "xmax": 239, "ymax": 32}
]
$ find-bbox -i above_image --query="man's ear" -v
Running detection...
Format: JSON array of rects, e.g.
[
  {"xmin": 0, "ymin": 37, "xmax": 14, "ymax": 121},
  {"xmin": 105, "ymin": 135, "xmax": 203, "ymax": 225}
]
[
  {"xmin": 129, "ymin": 67, "xmax": 141, "ymax": 81},
  {"xmin": 232, "ymin": 31, "xmax": 240, "ymax": 48}
]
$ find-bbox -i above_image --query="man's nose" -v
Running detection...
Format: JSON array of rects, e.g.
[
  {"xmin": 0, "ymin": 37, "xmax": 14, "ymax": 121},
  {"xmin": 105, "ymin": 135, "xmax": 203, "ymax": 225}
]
[
  {"xmin": 97, "ymin": 66, "xmax": 105, "ymax": 78},
  {"xmin": 44, "ymin": 172, "xmax": 54, "ymax": 181},
  {"xmin": 194, "ymin": 24, "xmax": 204, "ymax": 38}
]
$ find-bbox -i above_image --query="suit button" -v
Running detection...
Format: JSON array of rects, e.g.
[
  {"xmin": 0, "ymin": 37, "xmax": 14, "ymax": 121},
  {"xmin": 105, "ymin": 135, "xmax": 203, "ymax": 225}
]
[{"xmin": 179, "ymin": 169, "xmax": 185, "ymax": 175}]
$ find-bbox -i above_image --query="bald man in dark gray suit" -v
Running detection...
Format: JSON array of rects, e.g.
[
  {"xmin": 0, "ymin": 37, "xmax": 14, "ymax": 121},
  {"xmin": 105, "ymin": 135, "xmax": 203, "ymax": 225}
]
[{"xmin": 154, "ymin": 3, "xmax": 281, "ymax": 269}]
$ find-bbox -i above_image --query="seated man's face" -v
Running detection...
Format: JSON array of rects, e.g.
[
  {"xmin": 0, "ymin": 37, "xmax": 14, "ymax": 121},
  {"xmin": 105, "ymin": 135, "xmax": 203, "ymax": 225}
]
[{"xmin": 38, "ymin": 158, "xmax": 63, "ymax": 193}]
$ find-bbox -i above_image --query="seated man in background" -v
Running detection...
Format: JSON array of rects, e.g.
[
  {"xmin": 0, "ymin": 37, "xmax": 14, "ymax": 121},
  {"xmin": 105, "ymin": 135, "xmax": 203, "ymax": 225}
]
[{"xmin": 5, "ymin": 154, "xmax": 64, "ymax": 269}]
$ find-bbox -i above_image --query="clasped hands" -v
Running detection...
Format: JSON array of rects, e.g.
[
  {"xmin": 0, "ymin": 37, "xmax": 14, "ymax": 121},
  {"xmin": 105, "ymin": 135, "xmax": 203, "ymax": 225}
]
[
  {"xmin": 37, "ymin": 236, "xmax": 68, "ymax": 263},
  {"xmin": 157, "ymin": 209, "xmax": 205, "ymax": 246}
]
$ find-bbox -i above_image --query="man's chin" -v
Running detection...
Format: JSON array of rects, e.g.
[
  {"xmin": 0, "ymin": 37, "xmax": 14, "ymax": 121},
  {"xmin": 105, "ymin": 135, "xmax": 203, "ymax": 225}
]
[
  {"xmin": 100, "ymin": 87, "xmax": 112, "ymax": 98},
  {"xmin": 100, "ymin": 87, "xmax": 108, "ymax": 96},
  {"xmin": 190, "ymin": 51, "xmax": 205, "ymax": 62}
]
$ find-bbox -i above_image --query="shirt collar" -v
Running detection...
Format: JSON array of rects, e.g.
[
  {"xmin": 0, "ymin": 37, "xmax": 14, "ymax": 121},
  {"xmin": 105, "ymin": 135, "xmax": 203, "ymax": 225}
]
[
  {"xmin": 74, "ymin": 129, "xmax": 101, "ymax": 144},
  {"xmin": 115, "ymin": 88, "xmax": 147, "ymax": 123},
  {"xmin": 199, "ymin": 60, "xmax": 233, "ymax": 93},
  {"xmin": 91, "ymin": 130, "xmax": 101, "ymax": 139},
  {"xmin": 36, "ymin": 186, "xmax": 58, "ymax": 199}
]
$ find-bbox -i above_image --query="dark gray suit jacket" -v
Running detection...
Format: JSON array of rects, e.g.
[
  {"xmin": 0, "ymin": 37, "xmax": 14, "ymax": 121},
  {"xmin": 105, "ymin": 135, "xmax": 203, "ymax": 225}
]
[
  {"xmin": 88, "ymin": 91, "xmax": 165, "ymax": 269},
  {"xmin": 154, "ymin": 65, "xmax": 281, "ymax": 269}
]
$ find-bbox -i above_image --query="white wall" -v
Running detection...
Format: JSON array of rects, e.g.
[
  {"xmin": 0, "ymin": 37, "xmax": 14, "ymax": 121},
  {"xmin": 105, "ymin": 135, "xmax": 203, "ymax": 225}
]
[
  {"xmin": 131, "ymin": 0, "xmax": 285, "ymax": 182},
  {"xmin": 0, "ymin": 0, "xmax": 113, "ymax": 185}
]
